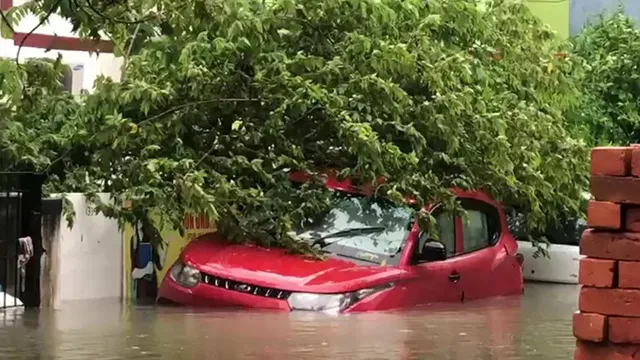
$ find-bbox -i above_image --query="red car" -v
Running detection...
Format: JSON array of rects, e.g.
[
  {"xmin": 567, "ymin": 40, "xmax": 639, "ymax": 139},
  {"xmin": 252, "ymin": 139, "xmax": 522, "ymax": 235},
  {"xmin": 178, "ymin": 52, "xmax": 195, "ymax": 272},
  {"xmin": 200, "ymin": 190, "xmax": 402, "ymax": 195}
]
[{"xmin": 158, "ymin": 172, "xmax": 524, "ymax": 313}]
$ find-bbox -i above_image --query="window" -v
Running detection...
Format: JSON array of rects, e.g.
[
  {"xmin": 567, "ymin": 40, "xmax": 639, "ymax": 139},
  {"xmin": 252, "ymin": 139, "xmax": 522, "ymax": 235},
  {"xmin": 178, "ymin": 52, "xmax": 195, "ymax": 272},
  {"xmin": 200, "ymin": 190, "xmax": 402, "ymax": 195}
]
[
  {"xmin": 294, "ymin": 191, "xmax": 414, "ymax": 266},
  {"xmin": 460, "ymin": 199, "xmax": 500, "ymax": 253},
  {"xmin": 434, "ymin": 212, "xmax": 456, "ymax": 257},
  {"xmin": 416, "ymin": 210, "xmax": 456, "ymax": 261},
  {"xmin": 462, "ymin": 210, "xmax": 490, "ymax": 252},
  {"xmin": 507, "ymin": 212, "xmax": 584, "ymax": 246}
]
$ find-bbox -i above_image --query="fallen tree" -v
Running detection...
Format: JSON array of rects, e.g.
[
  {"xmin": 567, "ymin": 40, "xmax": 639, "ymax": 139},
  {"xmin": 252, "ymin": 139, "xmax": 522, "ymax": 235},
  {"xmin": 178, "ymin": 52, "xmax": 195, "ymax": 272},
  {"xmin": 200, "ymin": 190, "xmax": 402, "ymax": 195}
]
[{"xmin": 0, "ymin": 0, "xmax": 589, "ymax": 253}]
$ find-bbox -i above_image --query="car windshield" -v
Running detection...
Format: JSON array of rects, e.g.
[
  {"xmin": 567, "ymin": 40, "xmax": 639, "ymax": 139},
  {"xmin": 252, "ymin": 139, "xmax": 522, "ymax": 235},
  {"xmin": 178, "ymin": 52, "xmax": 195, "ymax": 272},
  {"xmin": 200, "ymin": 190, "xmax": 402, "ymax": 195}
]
[
  {"xmin": 295, "ymin": 191, "xmax": 414, "ymax": 265},
  {"xmin": 507, "ymin": 212, "xmax": 584, "ymax": 246}
]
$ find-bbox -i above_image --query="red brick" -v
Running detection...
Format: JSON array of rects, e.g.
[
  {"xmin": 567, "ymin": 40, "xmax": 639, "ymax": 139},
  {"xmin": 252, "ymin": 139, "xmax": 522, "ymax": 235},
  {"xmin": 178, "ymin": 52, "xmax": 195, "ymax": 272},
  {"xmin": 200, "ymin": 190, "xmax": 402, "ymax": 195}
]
[
  {"xmin": 575, "ymin": 341, "xmax": 640, "ymax": 360},
  {"xmin": 591, "ymin": 176, "xmax": 640, "ymax": 205},
  {"xmin": 581, "ymin": 229, "xmax": 640, "ymax": 261},
  {"xmin": 588, "ymin": 201, "xmax": 622, "ymax": 229},
  {"xmin": 591, "ymin": 147, "xmax": 632, "ymax": 176},
  {"xmin": 609, "ymin": 317, "xmax": 640, "ymax": 344},
  {"xmin": 632, "ymin": 146, "xmax": 640, "ymax": 177},
  {"xmin": 580, "ymin": 287, "xmax": 640, "ymax": 317},
  {"xmin": 579, "ymin": 258, "xmax": 617, "ymax": 288},
  {"xmin": 573, "ymin": 312, "xmax": 608, "ymax": 342},
  {"xmin": 619, "ymin": 261, "xmax": 640, "ymax": 289},
  {"xmin": 626, "ymin": 208, "xmax": 640, "ymax": 232}
]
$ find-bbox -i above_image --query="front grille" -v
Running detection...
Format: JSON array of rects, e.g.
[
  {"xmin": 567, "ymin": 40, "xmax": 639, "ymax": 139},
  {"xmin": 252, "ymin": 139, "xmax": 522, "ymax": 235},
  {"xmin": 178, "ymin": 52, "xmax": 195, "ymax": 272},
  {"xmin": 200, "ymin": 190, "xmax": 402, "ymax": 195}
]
[{"xmin": 201, "ymin": 273, "xmax": 292, "ymax": 300}]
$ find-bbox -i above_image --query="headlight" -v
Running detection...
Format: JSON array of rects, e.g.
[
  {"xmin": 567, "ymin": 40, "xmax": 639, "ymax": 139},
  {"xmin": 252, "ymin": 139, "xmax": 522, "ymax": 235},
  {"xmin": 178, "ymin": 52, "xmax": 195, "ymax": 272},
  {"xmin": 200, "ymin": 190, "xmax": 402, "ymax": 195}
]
[
  {"xmin": 288, "ymin": 283, "xmax": 394, "ymax": 312},
  {"xmin": 169, "ymin": 262, "xmax": 201, "ymax": 288}
]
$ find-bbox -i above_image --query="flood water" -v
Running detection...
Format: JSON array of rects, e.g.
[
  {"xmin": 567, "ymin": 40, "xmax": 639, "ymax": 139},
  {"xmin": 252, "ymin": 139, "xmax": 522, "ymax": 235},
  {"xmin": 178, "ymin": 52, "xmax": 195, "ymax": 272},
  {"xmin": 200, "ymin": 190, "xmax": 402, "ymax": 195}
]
[{"xmin": 0, "ymin": 283, "xmax": 577, "ymax": 360}]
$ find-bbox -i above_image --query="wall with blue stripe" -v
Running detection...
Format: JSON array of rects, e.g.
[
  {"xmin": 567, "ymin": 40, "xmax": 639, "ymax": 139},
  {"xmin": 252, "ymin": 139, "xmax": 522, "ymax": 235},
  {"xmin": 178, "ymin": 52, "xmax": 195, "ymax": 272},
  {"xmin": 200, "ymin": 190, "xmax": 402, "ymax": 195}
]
[
  {"xmin": 569, "ymin": 0, "xmax": 640, "ymax": 35},
  {"xmin": 524, "ymin": 0, "xmax": 640, "ymax": 38}
]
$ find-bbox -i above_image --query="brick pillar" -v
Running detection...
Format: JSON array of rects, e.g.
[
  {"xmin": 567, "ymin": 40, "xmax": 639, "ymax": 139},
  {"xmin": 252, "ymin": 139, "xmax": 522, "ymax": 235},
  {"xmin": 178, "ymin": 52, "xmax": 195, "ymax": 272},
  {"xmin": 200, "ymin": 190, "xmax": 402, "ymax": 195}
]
[{"xmin": 575, "ymin": 145, "xmax": 640, "ymax": 359}]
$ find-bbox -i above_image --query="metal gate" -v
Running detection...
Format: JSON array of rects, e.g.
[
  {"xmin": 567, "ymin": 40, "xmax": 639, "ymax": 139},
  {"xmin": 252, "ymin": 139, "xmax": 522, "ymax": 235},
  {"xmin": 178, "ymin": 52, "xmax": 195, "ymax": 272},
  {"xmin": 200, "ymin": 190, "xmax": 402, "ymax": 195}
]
[{"xmin": 0, "ymin": 173, "xmax": 45, "ymax": 309}]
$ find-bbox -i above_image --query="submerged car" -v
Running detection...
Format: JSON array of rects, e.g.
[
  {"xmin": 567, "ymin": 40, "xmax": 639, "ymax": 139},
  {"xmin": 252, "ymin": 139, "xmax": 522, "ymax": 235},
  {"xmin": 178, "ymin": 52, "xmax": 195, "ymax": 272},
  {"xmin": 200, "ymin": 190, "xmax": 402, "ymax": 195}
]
[
  {"xmin": 158, "ymin": 173, "xmax": 524, "ymax": 313},
  {"xmin": 509, "ymin": 213, "xmax": 586, "ymax": 284}
]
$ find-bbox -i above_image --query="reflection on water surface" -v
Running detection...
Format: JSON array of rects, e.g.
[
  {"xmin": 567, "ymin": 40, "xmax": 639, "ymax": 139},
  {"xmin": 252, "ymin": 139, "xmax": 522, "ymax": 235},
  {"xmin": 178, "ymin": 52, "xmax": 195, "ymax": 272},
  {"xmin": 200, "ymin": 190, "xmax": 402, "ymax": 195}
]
[{"xmin": 0, "ymin": 283, "xmax": 577, "ymax": 359}]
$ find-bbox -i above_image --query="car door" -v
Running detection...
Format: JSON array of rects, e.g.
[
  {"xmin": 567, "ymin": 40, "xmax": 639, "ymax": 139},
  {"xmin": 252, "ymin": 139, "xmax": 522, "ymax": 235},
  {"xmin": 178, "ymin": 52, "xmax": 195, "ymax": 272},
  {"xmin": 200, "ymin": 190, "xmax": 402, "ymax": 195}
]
[
  {"xmin": 454, "ymin": 197, "xmax": 507, "ymax": 301},
  {"xmin": 403, "ymin": 208, "xmax": 464, "ymax": 305}
]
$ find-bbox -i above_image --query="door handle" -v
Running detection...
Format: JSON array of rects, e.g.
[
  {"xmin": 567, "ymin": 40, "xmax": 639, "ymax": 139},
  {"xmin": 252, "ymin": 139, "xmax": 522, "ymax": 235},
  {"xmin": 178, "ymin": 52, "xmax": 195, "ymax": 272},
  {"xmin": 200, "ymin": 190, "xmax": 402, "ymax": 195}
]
[{"xmin": 449, "ymin": 271, "xmax": 461, "ymax": 283}]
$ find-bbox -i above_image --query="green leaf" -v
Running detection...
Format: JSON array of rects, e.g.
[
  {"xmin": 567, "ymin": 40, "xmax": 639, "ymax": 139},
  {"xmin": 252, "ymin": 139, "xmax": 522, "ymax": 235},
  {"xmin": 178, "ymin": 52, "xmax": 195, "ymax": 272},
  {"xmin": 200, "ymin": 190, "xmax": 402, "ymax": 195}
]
[{"xmin": 231, "ymin": 120, "xmax": 243, "ymax": 131}]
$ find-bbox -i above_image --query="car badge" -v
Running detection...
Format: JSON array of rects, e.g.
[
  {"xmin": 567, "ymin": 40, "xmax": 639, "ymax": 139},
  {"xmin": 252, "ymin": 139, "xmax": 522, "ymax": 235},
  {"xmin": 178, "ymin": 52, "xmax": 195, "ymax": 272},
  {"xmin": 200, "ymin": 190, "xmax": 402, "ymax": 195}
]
[{"xmin": 235, "ymin": 284, "xmax": 252, "ymax": 292}]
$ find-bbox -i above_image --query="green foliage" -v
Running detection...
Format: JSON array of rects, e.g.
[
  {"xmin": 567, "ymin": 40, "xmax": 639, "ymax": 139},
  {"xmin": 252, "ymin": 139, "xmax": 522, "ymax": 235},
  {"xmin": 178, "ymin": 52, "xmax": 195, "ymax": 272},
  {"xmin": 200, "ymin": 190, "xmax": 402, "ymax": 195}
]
[
  {"xmin": 0, "ymin": 0, "xmax": 589, "ymax": 253},
  {"xmin": 0, "ymin": 56, "xmax": 80, "ymax": 172},
  {"xmin": 571, "ymin": 10, "xmax": 640, "ymax": 146}
]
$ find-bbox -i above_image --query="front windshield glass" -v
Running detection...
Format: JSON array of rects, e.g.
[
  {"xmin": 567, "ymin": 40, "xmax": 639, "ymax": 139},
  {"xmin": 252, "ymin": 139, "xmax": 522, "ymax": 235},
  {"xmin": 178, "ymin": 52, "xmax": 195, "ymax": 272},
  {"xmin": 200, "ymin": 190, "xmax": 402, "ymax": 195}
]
[{"xmin": 295, "ymin": 191, "xmax": 414, "ymax": 265}]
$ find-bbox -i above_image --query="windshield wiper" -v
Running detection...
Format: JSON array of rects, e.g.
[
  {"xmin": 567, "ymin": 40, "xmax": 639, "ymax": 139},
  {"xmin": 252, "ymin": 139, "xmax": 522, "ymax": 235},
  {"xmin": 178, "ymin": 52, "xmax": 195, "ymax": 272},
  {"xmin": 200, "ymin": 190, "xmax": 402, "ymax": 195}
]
[{"xmin": 311, "ymin": 226, "xmax": 386, "ymax": 248}]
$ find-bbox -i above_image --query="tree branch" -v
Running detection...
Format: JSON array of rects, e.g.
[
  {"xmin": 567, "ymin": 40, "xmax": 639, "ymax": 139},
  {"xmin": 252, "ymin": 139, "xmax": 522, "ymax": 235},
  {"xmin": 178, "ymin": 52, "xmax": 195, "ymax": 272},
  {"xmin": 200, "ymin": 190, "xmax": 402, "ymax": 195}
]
[
  {"xmin": 16, "ymin": 0, "xmax": 63, "ymax": 67},
  {"xmin": 80, "ymin": 0, "xmax": 156, "ymax": 25},
  {"xmin": 42, "ymin": 98, "xmax": 261, "ymax": 172},
  {"xmin": 137, "ymin": 98, "xmax": 261, "ymax": 127},
  {"xmin": 0, "ymin": 8, "xmax": 16, "ymax": 35}
]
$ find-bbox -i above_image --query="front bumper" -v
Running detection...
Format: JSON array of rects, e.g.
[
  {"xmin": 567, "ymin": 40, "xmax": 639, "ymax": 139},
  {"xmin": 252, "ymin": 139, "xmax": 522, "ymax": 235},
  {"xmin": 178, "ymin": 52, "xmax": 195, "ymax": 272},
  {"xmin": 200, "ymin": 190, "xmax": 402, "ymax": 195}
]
[{"xmin": 157, "ymin": 276, "xmax": 292, "ymax": 311}]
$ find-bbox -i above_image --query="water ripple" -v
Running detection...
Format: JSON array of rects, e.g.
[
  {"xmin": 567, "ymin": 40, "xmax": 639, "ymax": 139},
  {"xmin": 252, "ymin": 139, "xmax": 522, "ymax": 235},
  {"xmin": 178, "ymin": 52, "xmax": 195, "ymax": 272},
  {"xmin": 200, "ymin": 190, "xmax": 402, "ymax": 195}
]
[{"xmin": 0, "ymin": 283, "xmax": 578, "ymax": 360}]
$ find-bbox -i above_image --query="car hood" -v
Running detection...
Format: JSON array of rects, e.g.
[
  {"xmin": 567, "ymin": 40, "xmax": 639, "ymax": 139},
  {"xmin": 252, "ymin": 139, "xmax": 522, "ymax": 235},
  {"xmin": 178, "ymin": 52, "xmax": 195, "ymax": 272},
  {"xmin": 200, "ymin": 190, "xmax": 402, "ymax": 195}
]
[{"xmin": 180, "ymin": 234, "xmax": 406, "ymax": 293}]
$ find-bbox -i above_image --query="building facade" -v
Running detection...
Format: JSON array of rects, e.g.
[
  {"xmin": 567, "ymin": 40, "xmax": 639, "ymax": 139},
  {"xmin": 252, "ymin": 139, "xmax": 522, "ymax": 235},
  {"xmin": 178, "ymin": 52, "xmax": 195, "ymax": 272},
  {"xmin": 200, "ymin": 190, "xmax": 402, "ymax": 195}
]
[
  {"xmin": 527, "ymin": 0, "xmax": 571, "ymax": 38},
  {"xmin": 528, "ymin": 0, "xmax": 640, "ymax": 38},
  {"xmin": 0, "ymin": 0, "xmax": 122, "ymax": 94}
]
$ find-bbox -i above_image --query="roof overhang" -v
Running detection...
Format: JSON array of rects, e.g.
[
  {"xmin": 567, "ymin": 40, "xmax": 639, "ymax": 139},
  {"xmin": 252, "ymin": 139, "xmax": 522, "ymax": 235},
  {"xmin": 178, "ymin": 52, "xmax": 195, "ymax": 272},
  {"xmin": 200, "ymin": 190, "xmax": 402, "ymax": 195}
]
[{"xmin": 1, "ymin": 0, "xmax": 114, "ymax": 53}]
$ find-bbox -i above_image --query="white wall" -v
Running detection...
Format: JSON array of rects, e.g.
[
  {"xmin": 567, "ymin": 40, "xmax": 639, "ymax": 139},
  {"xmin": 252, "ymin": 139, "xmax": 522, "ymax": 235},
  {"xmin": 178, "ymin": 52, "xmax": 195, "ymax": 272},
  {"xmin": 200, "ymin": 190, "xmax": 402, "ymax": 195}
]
[
  {"xmin": 48, "ymin": 193, "xmax": 122, "ymax": 307},
  {"xmin": 1, "ymin": 0, "xmax": 123, "ymax": 90}
]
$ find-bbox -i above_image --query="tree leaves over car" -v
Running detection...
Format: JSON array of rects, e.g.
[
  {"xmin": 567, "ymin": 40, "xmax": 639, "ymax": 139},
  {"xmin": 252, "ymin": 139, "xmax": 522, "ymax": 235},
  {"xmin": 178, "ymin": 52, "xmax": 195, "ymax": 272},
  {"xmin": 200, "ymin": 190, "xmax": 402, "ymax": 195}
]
[{"xmin": 0, "ymin": 0, "xmax": 591, "ymax": 256}]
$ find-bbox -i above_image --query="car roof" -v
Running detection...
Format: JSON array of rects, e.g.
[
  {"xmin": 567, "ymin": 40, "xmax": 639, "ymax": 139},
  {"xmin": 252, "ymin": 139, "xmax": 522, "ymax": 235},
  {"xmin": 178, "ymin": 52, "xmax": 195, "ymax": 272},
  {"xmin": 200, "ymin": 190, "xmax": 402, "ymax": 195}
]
[{"xmin": 287, "ymin": 170, "xmax": 501, "ymax": 208}]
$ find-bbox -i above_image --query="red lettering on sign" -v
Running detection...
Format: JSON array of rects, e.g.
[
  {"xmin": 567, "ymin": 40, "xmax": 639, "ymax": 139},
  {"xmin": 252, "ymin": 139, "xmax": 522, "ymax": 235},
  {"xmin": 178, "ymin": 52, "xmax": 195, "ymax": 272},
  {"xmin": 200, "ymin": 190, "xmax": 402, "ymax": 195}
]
[{"xmin": 183, "ymin": 214, "xmax": 211, "ymax": 230}]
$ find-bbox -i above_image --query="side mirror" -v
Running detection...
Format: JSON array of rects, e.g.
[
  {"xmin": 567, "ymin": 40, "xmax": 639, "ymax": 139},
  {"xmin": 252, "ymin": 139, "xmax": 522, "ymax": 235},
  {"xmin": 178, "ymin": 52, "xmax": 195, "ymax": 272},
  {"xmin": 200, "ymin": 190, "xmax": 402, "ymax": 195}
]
[{"xmin": 417, "ymin": 239, "xmax": 447, "ymax": 262}]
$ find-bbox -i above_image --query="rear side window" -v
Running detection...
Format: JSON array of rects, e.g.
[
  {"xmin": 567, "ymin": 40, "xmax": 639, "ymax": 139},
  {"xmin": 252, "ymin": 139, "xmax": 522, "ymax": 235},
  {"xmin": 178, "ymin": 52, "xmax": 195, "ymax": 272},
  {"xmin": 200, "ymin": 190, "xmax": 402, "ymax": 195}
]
[
  {"xmin": 462, "ymin": 210, "xmax": 490, "ymax": 252},
  {"xmin": 460, "ymin": 199, "xmax": 501, "ymax": 253}
]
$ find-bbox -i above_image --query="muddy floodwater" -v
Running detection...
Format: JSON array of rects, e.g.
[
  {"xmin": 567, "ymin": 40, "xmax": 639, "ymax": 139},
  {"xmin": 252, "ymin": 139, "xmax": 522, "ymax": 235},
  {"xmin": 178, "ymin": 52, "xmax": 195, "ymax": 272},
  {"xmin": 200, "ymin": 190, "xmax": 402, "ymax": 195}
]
[{"xmin": 0, "ymin": 283, "xmax": 577, "ymax": 359}]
